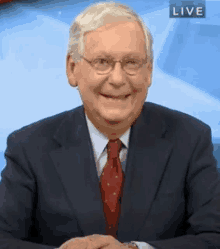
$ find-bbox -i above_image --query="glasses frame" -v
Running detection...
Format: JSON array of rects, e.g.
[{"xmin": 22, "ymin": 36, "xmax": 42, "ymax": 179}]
[{"xmin": 81, "ymin": 56, "xmax": 148, "ymax": 75}]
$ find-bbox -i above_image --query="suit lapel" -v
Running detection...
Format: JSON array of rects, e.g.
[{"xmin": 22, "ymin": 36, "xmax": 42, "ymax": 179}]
[
  {"xmin": 118, "ymin": 103, "xmax": 174, "ymax": 241},
  {"xmin": 49, "ymin": 106, "xmax": 106, "ymax": 236},
  {"xmin": 49, "ymin": 103, "xmax": 174, "ymax": 240}
]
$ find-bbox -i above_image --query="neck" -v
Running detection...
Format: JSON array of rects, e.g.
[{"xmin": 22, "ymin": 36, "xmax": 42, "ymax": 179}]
[{"xmin": 85, "ymin": 108, "xmax": 142, "ymax": 140}]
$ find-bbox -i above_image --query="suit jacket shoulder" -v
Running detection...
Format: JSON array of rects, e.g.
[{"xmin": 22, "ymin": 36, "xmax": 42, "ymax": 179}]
[
  {"xmin": 7, "ymin": 102, "xmax": 212, "ymax": 148},
  {"xmin": 6, "ymin": 106, "xmax": 84, "ymax": 148},
  {"xmin": 142, "ymin": 102, "xmax": 212, "ymax": 139}
]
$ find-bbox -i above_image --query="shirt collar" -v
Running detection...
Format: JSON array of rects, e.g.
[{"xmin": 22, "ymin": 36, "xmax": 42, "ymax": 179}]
[{"xmin": 85, "ymin": 114, "xmax": 131, "ymax": 161}]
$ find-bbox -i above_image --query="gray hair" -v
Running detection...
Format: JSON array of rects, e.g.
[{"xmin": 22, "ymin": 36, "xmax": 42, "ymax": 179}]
[{"xmin": 67, "ymin": 1, "xmax": 153, "ymax": 66}]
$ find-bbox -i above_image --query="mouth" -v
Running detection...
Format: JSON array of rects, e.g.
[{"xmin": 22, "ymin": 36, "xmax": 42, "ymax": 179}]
[{"xmin": 100, "ymin": 93, "xmax": 131, "ymax": 99}]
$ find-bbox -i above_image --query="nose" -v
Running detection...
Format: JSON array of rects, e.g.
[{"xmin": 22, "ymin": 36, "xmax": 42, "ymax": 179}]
[{"xmin": 108, "ymin": 61, "xmax": 126, "ymax": 87}]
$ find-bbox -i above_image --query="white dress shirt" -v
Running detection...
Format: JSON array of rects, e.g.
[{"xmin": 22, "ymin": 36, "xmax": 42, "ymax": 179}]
[{"xmin": 85, "ymin": 115, "xmax": 155, "ymax": 249}]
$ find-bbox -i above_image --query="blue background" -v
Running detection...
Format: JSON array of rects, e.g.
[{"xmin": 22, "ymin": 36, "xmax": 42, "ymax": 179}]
[{"xmin": 0, "ymin": 0, "xmax": 219, "ymax": 175}]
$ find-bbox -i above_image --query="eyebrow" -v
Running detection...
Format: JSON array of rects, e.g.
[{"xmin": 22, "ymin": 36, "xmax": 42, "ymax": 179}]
[{"xmin": 92, "ymin": 52, "xmax": 145, "ymax": 58}]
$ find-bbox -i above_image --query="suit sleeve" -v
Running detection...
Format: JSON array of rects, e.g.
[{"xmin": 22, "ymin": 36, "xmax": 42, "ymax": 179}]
[
  {"xmin": 132, "ymin": 241, "xmax": 156, "ymax": 249},
  {"xmin": 145, "ymin": 126, "xmax": 220, "ymax": 249},
  {"xmin": 0, "ymin": 133, "xmax": 54, "ymax": 249}
]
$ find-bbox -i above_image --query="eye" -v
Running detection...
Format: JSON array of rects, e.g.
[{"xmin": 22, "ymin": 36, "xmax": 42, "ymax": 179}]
[
  {"xmin": 92, "ymin": 58, "xmax": 112, "ymax": 71},
  {"xmin": 126, "ymin": 59, "xmax": 137, "ymax": 64},
  {"xmin": 124, "ymin": 59, "xmax": 140, "ymax": 68},
  {"xmin": 93, "ymin": 58, "xmax": 110, "ymax": 66}
]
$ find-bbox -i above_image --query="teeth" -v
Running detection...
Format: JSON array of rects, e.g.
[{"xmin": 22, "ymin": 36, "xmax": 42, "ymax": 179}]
[
  {"xmin": 101, "ymin": 94, "xmax": 130, "ymax": 99},
  {"xmin": 108, "ymin": 96, "xmax": 123, "ymax": 99}
]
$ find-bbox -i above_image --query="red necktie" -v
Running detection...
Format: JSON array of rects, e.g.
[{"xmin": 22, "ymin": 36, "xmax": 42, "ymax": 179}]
[{"xmin": 100, "ymin": 139, "xmax": 125, "ymax": 239}]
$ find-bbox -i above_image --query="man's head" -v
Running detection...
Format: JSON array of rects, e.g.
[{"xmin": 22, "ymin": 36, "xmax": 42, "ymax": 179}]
[{"xmin": 66, "ymin": 2, "xmax": 153, "ymax": 139}]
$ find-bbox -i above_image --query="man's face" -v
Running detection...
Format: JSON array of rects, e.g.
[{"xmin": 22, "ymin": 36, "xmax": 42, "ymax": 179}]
[{"xmin": 68, "ymin": 21, "xmax": 152, "ymax": 130}]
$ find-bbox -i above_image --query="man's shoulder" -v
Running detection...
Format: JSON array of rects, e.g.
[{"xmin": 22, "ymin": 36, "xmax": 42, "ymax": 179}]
[
  {"xmin": 7, "ymin": 105, "xmax": 84, "ymax": 144},
  {"xmin": 144, "ymin": 102, "xmax": 211, "ymax": 133}
]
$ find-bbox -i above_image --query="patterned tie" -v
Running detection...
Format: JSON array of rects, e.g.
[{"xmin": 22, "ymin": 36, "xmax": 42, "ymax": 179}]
[{"xmin": 100, "ymin": 139, "xmax": 125, "ymax": 239}]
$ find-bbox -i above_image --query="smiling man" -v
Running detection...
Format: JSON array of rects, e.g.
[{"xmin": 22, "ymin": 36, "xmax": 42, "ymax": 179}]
[
  {"xmin": 67, "ymin": 20, "xmax": 152, "ymax": 140},
  {"xmin": 0, "ymin": 2, "xmax": 220, "ymax": 249}
]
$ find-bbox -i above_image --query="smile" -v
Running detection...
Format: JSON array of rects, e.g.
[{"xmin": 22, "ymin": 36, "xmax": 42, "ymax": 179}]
[{"xmin": 100, "ymin": 93, "xmax": 131, "ymax": 99}]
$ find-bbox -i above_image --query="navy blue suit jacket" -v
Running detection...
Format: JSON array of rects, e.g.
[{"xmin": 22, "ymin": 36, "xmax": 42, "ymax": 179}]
[{"xmin": 0, "ymin": 102, "xmax": 220, "ymax": 249}]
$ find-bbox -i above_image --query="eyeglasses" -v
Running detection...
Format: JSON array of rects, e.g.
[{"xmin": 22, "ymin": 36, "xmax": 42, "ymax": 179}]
[{"xmin": 81, "ymin": 56, "xmax": 148, "ymax": 75}]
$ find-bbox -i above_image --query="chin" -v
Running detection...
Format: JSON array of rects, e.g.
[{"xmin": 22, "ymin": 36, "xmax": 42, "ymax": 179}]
[{"xmin": 101, "ymin": 113, "xmax": 130, "ymax": 124}]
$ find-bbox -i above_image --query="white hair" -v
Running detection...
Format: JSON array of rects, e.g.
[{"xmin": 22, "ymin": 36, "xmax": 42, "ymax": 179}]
[{"xmin": 67, "ymin": 1, "xmax": 153, "ymax": 66}]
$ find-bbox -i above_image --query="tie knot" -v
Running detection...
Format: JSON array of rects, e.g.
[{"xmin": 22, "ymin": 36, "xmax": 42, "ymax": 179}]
[{"xmin": 107, "ymin": 139, "xmax": 122, "ymax": 159}]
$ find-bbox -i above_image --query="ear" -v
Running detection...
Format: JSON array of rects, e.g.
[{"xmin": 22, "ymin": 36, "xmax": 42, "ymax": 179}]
[
  {"xmin": 147, "ymin": 61, "xmax": 153, "ymax": 73},
  {"xmin": 66, "ymin": 54, "xmax": 78, "ymax": 87},
  {"xmin": 144, "ymin": 62, "xmax": 153, "ymax": 88}
]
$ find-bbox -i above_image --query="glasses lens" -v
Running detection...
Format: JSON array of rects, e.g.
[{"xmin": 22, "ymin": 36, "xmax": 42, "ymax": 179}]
[
  {"xmin": 123, "ymin": 59, "xmax": 142, "ymax": 74},
  {"xmin": 92, "ymin": 58, "xmax": 112, "ymax": 72},
  {"xmin": 90, "ymin": 57, "xmax": 145, "ymax": 75}
]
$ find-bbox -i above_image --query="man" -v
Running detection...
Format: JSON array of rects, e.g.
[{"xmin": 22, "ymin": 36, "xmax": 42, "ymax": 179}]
[{"xmin": 0, "ymin": 2, "xmax": 220, "ymax": 249}]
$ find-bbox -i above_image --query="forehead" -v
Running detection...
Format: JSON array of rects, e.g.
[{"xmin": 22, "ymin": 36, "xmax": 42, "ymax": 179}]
[{"xmin": 84, "ymin": 21, "xmax": 146, "ymax": 57}]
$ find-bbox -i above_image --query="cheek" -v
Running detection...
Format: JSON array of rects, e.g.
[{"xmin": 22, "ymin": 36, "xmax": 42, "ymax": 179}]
[
  {"xmin": 139, "ymin": 70, "xmax": 152, "ymax": 91},
  {"xmin": 76, "ymin": 69, "xmax": 98, "ymax": 92},
  {"xmin": 132, "ymin": 75, "xmax": 149, "ymax": 94},
  {"xmin": 82, "ymin": 69, "xmax": 106, "ymax": 90}
]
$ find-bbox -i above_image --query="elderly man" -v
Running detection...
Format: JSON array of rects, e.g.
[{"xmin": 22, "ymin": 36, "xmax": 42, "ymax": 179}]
[{"xmin": 0, "ymin": 2, "xmax": 220, "ymax": 249}]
